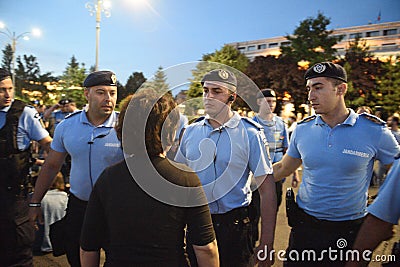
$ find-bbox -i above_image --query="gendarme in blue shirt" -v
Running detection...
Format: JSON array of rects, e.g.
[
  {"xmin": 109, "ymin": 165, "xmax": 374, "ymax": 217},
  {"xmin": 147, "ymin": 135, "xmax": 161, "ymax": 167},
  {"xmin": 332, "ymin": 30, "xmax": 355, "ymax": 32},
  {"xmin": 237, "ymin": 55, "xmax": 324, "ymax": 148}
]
[
  {"xmin": 0, "ymin": 102, "xmax": 49, "ymax": 150},
  {"xmin": 51, "ymin": 110, "xmax": 124, "ymax": 201},
  {"xmin": 367, "ymin": 157, "xmax": 400, "ymax": 224},
  {"xmin": 175, "ymin": 112, "xmax": 272, "ymax": 214},
  {"xmin": 288, "ymin": 109, "xmax": 400, "ymax": 221}
]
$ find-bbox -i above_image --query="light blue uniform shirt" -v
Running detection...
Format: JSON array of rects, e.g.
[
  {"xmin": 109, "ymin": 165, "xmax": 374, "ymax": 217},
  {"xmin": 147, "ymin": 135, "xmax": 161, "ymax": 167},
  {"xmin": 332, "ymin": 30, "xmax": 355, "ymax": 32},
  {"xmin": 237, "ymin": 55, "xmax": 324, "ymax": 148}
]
[
  {"xmin": 288, "ymin": 109, "xmax": 400, "ymax": 221},
  {"xmin": 175, "ymin": 112, "xmax": 272, "ymax": 214},
  {"xmin": 367, "ymin": 157, "xmax": 400, "ymax": 224},
  {"xmin": 253, "ymin": 114, "xmax": 289, "ymax": 163},
  {"xmin": 51, "ymin": 111, "xmax": 124, "ymax": 201},
  {"xmin": 0, "ymin": 102, "xmax": 49, "ymax": 150},
  {"xmin": 51, "ymin": 110, "xmax": 79, "ymax": 129}
]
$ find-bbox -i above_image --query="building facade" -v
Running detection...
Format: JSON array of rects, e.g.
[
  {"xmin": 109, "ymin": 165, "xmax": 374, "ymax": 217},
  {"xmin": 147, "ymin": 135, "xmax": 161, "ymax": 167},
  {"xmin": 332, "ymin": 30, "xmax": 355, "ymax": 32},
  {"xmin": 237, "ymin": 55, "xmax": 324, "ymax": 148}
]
[{"xmin": 228, "ymin": 21, "xmax": 400, "ymax": 61}]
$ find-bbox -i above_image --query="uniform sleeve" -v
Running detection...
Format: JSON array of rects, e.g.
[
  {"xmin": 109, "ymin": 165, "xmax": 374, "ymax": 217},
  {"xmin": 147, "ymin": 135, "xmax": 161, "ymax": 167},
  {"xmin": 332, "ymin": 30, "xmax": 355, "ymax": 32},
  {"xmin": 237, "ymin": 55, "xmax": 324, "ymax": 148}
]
[
  {"xmin": 367, "ymin": 159, "xmax": 400, "ymax": 224},
  {"xmin": 287, "ymin": 126, "xmax": 301, "ymax": 159},
  {"xmin": 21, "ymin": 106, "xmax": 49, "ymax": 142},
  {"xmin": 50, "ymin": 120, "xmax": 67, "ymax": 153},
  {"xmin": 249, "ymin": 130, "xmax": 273, "ymax": 177},
  {"xmin": 80, "ymin": 171, "xmax": 108, "ymax": 251},
  {"xmin": 376, "ymin": 127, "xmax": 400, "ymax": 165}
]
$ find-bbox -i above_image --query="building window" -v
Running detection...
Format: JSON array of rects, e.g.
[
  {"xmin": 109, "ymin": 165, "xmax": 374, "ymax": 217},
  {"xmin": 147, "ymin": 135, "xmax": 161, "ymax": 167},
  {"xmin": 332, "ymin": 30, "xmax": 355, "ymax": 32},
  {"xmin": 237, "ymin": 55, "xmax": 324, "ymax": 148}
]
[
  {"xmin": 366, "ymin": 31, "xmax": 380, "ymax": 37},
  {"xmin": 258, "ymin": 44, "xmax": 267, "ymax": 49},
  {"xmin": 247, "ymin": 45, "xmax": 256, "ymax": 51},
  {"xmin": 281, "ymin": 41, "xmax": 291, "ymax": 47},
  {"xmin": 269, "ymin": 42, "xmax": 278, "ymax": 48},
  {"xmin": 349, "ymin": 32, "xmax": 363, "ymax": 39},
  {"xmin": 238, "ymin": 47, "xmax": 246, "ymax": 53},
  {"xmin": 383, "ymin": 29, "xmax": 397, "ymax": 36}
]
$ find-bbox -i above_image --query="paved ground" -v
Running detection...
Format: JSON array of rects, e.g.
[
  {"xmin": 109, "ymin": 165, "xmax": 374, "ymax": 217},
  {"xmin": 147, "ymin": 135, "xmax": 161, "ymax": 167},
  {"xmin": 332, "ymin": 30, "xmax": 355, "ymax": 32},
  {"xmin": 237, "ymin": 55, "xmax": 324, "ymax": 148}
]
[{"xmin": 33, "ymin": 183, "xmax": 399, "ymax": 266}]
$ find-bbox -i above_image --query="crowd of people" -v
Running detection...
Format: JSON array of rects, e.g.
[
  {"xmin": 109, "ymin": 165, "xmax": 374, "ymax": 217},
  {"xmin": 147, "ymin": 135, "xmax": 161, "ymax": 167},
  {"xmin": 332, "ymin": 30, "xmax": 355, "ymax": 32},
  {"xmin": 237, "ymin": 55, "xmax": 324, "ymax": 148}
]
[{"xmin": 0, "ymin": 61, "xmax": 399, "ymax": 267}]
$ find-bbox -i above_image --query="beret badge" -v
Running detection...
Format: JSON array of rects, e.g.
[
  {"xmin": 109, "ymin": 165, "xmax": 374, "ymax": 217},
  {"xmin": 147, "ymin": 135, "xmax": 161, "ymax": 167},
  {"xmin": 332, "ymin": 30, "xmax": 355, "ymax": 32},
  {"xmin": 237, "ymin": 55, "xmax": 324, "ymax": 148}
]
[
  {"xmin": 313, "ymin": 63, "xmax": 326, "ymax": 74},
  {"xmin": 111, "ymin": 74, "xmax": 117, "ymax": 84},
  {"xmin": 218, "ymin": 69, "xmax": 229, "ymax": 80}
]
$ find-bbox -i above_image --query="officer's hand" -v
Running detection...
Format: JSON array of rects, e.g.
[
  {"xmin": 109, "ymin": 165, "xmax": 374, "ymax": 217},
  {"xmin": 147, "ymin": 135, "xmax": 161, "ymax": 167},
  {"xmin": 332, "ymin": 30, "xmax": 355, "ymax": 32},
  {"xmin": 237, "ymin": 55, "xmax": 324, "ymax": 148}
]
[
  {"xmin": 28, "ymin": 206, "xmax": 44, "ymax": 230},
  {"xmin": 291, "ymin": 172, "xmax": 300, "ymax": 188},
  {"xmin": 253, "ymin": 243, "xmax": 274, "ymax": 267}
]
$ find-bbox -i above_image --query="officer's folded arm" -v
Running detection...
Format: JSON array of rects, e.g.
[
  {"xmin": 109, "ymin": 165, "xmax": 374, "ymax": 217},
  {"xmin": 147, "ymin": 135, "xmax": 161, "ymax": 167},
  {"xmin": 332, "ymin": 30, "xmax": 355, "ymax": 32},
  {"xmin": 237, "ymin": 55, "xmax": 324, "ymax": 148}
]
[
  {"xmin": 193, "ymin": 239, "xmax": 219, "ymax": 267},
  {"xmin": 273, "ymin": 154, "xmax": 302, "ymax": 182}
]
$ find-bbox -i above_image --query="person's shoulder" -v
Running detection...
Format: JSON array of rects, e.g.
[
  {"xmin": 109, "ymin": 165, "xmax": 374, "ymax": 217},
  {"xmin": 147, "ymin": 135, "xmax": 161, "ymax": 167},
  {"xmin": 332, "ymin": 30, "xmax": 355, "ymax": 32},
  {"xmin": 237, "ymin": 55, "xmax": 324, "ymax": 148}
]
[
  {"xmin": 358, "ymin": 113, "xmax": 386, "ymax": 126},
  {"xmin": 64, "ymin": 110, "xmax": 82, "ymax": 120},
  {"xmin": 297, "ymin": 115, "xmax": 317, "ymax": 125},
  {"xmin": 241, "ymin": 116, "xmax": 263, "ymax": 131}
]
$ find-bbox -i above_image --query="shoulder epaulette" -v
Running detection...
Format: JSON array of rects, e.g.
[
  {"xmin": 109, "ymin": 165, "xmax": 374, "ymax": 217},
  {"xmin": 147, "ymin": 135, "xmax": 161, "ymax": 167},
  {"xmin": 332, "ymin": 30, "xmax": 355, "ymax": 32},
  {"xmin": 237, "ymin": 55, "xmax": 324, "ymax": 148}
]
[
  {"xmin": 359, "ymin": 113, "xmax": 385, "ymax": 125},
  {"xmin": 241, "ymin": 117, "xmax": 263, "ymax": 130},
  {"xmin": 65, "ymin": 110, "xmax": 82, "ymax": 119},
  {"xmin": 189, "ymin": 116, "xmax": 205, "ymax": 124},
  {"xmin": 297, "ymin": 115, "xmax": 317, "ymax": 125}
]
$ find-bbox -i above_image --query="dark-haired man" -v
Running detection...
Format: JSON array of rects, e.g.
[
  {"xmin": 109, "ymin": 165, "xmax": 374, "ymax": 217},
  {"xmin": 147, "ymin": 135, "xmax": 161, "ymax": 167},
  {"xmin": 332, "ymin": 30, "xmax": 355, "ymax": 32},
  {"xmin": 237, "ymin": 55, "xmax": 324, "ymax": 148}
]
[
  {"xmin": 175, "ymin": 69, "xmax": 277, "ymax": 267},
  {"xmin": 0, "ymin": 68, "xmax": 52, "ymax": 266},
  {"xmin": 273, "ymin": 62, "xmax": 400, "ymax": 266},
  {"xmin": 29, "ymin": 71, "xmax": 124, "ymax": 267}
]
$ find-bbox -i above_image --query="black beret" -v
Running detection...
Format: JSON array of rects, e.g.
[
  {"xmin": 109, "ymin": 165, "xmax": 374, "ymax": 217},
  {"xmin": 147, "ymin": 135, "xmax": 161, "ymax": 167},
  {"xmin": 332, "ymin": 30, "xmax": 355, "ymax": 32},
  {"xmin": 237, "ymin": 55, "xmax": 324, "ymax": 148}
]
[
  {"xmin": 83, "ymin": 70, "xmax": 117, "ymax": 87},
  {"xmin": 201, "ymin": 69, "xmax": 237, "ymax": 88},
  {"xmin": 257, "ymin": 89, "xmax": 276, "ymax": 98},
  {"xmin": 0, "ymin": 68, "xmax": 12, "ymax": 82},
  {"xmin": 305, "ymin": 62, "xmax": 347, "ymax": 83},
  {"xmin": 58, "ymin": 99, "xmax": 74, "ymax": 105}
]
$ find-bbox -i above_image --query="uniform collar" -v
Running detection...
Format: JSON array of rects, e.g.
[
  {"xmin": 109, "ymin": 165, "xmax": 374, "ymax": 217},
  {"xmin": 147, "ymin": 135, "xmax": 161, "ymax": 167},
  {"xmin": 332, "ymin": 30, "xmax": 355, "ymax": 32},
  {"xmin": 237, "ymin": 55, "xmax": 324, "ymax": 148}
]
[
  {"xmin": 80, "ymin": 110, "xmax": 118, "ymax": 127},
  {"xmin": 203, "ymin": 111, "xmax": 241, "ymax": 129},
  {"xmin": 315, "ymin": 109, "xmax": 357, "ymax": 126}
]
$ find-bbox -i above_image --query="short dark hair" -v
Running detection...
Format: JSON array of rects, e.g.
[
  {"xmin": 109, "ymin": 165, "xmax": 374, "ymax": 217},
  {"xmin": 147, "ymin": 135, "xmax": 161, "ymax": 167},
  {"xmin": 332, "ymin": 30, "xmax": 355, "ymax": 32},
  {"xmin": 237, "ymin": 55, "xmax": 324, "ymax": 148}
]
[{"xmin": 116, "ymin": 89, "xmax": 179, "ymax": 157}]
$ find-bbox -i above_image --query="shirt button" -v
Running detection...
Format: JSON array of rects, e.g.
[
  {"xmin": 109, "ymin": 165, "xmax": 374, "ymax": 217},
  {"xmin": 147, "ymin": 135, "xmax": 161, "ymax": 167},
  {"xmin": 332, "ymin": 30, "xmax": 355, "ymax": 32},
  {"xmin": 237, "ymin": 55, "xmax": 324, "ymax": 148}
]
[{"xmin": 328, "ymin": 144, "xmax": 332, "ymax": 147}]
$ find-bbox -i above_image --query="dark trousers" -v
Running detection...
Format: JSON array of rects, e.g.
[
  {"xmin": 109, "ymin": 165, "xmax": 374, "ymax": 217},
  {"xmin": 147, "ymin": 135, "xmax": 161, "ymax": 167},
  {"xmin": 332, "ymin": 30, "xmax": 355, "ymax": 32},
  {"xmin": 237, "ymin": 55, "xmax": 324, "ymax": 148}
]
[
  {"xmin": 187, "ymin": 206, "xmax": 254, "ymax": 267},
  {"xmin": 65, "ymin": 194, "xmax": 88, "ymax": 267},
  {"xmin": 284, "ymin": 220, "xmax": 363, "ymax": 267},
  {"xmin": 0, "ymin": 197, "xmax": 35, "ymax": 267}
]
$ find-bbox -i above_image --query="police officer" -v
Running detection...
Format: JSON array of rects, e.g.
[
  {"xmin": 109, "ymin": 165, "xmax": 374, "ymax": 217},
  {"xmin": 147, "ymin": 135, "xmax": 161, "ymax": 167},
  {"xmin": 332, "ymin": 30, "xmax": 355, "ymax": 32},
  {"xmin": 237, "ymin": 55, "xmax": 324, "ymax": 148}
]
[
  {"xmin": 175, "ymin": 69, "xmax": 277, "ymax": 267},
  {"xmin": 43, "ymin": 98, "xmax": 78, "ymax": 135},
  {"xmin": 346, "ymin": 156, "xmax": 400, "ymax": 267},
  {"xmin": 253, "ymin": 89, "xmax": 299, "ymax": 207},
  {"xmin": 29, "ymin": 70, "xmax": 124, "ymax": 267},
  {"xmin": 273, "ymin": 62, "xmax": 400, "ymax": 266},
  {"xmin": 0, "ymin": 68, "xmax": 52, "ymax": 266}
]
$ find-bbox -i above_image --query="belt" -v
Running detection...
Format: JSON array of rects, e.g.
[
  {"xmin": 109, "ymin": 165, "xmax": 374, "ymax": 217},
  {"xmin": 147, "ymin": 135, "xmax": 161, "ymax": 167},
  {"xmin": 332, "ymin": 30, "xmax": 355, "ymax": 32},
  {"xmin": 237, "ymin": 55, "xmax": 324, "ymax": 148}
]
[
  {"xmin": 298, "ymin": 208, "xmax": 364, "ymax": 230},
  {"xmin": 211, "ymin": 206, "xmax": 251, "ymax": 225}
]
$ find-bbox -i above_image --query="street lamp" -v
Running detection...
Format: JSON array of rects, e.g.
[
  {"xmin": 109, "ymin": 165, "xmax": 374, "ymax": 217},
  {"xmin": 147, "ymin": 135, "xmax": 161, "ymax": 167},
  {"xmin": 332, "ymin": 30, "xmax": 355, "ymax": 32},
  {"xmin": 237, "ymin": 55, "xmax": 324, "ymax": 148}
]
[
  {"xmin": 0, "ymin": 22, "xmax": 41, "ymax": 88},
  {"xmin": 86, "ymin": 0, "xmax": 111, "ymax": 71}
]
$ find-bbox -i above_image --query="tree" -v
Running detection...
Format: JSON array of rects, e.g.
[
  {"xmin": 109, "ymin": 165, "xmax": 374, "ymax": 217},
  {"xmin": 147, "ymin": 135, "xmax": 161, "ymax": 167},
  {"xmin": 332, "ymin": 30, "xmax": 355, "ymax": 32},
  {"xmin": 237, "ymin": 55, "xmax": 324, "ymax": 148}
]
[
  {"xmin": 281, "ymin": 12, "xmax": 343, "ymax": 66},
  {"xmin": 246, "ymin": 55, "xmax": 306, "ymax": 114},
  {"xmin": 59, "ymin": 55, "xmax": 87, "ymax": 88},
  {"xmin": 376, "ymin": 59, "xmax": 400, "ymax": 116},
  {"xmin": 145, "ymin": 66, "xmax": 169, "ymax": 94},
  {"xmin": 341, "ymin": 37, "xmax": 384, "ymax": 110},
  {"xmin": 119, "ymin": 71, "xmax": 146, "ymax": 102},
  {"xmin": 1, "ymin": 44, "xmax": 12, "ymax": 73}
]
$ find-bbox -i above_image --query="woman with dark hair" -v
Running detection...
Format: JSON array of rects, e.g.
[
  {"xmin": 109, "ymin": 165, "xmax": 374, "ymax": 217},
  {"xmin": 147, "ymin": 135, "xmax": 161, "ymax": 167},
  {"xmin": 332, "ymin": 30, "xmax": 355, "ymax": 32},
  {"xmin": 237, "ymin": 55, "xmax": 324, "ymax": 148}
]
[{"xmin": 80, "ymin": 89, "xmax": 219, "ymax": 267}]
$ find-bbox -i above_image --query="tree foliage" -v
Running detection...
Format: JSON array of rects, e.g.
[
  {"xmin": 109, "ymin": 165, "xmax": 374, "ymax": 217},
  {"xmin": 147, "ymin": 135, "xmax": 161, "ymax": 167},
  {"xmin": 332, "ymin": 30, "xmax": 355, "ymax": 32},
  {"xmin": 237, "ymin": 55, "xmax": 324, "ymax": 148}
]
[
  {"xmin": 59, "ymin": 55, "xmax": 87, "ymax": 88},
  {"xmin": 144, "ymin": 66, "xmax": 170, "ymax": 94},
  {"xmin": 281, "ymin": 12, "xmax": 343, "ymax": 65},
  {"xmin": 118, "ymin": 71, "xmax": 146, "ymax": 103},
  {"xmin": 1, "ymin": 44, "xmax": 12, "ymax": 73},
  {"xmin": 376, "ymin": 59, "xmax": 400, "ymax": 116}
]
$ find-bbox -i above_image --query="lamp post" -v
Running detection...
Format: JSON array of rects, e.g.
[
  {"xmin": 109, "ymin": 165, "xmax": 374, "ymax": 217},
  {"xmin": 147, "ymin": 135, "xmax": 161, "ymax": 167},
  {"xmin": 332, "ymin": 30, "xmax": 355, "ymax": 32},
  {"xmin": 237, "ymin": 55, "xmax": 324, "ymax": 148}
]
[
  {"xmin": 0, "ymin": 23, "xmax": 41, "ymax": 88},
  {"xmin": 86, "ymin": 0, "xmax": 111, "ymax": 71}
]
